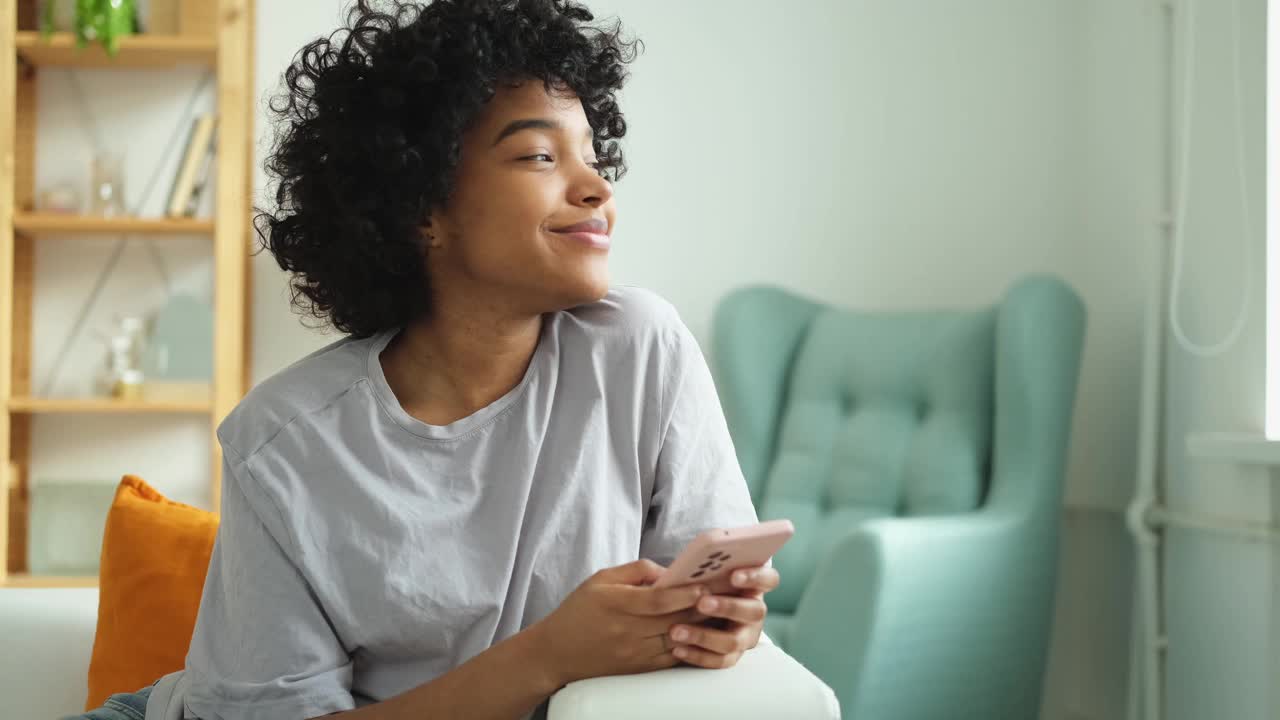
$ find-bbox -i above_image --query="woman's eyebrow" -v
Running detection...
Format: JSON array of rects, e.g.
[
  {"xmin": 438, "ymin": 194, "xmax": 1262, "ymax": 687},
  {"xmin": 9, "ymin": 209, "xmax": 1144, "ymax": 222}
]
[{"xmin": 491, "ymin": 118, "xmax": 593, "ymax": 146}]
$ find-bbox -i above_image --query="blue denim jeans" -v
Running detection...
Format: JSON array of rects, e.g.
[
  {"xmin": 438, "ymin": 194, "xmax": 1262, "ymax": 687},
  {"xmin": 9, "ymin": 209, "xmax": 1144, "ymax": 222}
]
[{"xmin": 63, "ymin": 684, "xmax": 154, "ymax": 720}]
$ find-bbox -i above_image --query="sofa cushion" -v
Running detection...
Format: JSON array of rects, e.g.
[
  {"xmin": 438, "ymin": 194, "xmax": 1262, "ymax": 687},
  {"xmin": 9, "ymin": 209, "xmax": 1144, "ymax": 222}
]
[{"xmin": 85, "ymin": 475, "xmax": 218, "ymax": 710}]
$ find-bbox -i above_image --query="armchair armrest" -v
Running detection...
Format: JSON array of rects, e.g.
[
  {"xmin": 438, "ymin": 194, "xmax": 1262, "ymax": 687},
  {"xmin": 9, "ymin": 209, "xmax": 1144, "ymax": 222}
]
[
  {"xmin": 787, "ymin": 511, "xmax": 1055, "ymax": 719},
  {"xmin": 547, "ymin": 634, "xmax": 840, "ymax": 719}
]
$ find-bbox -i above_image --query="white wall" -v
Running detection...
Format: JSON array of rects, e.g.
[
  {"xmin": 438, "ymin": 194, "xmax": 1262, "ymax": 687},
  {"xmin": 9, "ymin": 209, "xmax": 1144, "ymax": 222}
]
[
  {"xmin": 249, "ymin": 2, "xmax": 350, "ymax": 380},
  {"xmin": 1040, "ymin": 1, "xmax": 1163, "ymax": 717}
]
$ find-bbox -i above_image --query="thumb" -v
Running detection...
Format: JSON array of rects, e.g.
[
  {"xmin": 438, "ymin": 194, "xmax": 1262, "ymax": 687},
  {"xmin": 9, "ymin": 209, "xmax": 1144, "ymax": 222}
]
[{"xmin": 593, "ymin": 558, "xmax": 665, "ymax": 587}]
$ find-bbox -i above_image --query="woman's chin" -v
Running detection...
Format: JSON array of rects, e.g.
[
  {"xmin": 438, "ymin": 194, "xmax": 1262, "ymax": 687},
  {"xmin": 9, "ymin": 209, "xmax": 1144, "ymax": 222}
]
[
  {"xmin": 574, "ymin": 273, "xmax": 611, "ymax": 304},
  {"xmin": 556, "ymin": 269, "xmax": 611, "ymax": 308}
]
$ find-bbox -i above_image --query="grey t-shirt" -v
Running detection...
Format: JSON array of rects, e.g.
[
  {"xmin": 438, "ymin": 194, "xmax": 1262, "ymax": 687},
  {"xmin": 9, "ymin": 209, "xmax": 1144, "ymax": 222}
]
[{"xmin": 144, "ymin": 286, "xmax": 759, "ymax": 720}]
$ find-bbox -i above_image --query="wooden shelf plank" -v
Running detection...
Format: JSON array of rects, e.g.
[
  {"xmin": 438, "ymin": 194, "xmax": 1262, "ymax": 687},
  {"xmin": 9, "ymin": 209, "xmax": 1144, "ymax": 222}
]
[
  {"xmin": 15, "ymin": 32, "xmax": 217, "ymax": 68},
  {"xmin": 14, "ymin": 212, "xmax": 214, "ymax": 236},
  {"xmin": 3, "ymin": 573, "xmax": 98, "ymax": 588},
  {"xmin": 8, "ymin": 397, "xmax": 212, "ymax": 414}
]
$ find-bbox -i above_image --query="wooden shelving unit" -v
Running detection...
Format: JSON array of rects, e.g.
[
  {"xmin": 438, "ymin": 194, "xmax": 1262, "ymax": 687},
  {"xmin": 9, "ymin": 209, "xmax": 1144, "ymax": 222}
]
[{"xmin": 0, "ymin": 1, "xmax": 255, "ymax": 588}]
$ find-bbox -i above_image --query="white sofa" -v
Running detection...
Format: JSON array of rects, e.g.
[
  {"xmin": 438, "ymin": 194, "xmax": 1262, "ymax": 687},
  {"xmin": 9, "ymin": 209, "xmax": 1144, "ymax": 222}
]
[{"xmin": 0, "ymin": 588, "xmax": 839, "ymax": 719}]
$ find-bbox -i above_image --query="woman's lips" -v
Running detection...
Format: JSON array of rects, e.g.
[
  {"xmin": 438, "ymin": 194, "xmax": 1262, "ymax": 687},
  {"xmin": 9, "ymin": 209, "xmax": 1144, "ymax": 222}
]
[{"xmin": 550, "ymin": 229, "xmax": 611, "ymax": 250}]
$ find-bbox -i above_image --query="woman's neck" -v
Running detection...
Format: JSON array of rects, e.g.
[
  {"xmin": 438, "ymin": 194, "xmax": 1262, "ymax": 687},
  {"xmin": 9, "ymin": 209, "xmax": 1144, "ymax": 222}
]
[{"xmin": 380, "ymin": 305, "xmax": 543, "ymax": 427}]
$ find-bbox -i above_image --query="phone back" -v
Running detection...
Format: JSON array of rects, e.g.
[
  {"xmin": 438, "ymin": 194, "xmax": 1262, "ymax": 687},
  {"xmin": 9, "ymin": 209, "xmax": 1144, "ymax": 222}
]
[{"xmin": 652, "ymin": 519, "xmax": 795, "ymax": 594}]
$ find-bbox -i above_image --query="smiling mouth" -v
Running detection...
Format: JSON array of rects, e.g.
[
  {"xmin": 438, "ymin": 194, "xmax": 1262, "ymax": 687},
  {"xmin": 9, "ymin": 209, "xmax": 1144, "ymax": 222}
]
[
  {"xmin": 549, "ymin": 227, "xmax": 611, "ymax": 250},
  {"xmin": 550, "ymin": 218, "xmax": 608, "ymax": 234}
]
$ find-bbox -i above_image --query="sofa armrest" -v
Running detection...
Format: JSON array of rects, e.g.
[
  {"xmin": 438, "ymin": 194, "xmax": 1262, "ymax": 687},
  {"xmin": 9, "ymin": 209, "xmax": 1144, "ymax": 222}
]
[
  {"xmin": 547, "ymin": 634, "xmax": 840, "ymax": 719},
  {"xmin": 0, "ymin": 588, "xmax": 101, "ymax": 718}
]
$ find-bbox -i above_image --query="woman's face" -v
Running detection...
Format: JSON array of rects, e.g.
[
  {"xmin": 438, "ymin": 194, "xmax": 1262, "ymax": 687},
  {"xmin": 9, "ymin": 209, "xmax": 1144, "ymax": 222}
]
[{"xmin": 427, "ymin": 79, "xmax": 617, "ymax": 316}]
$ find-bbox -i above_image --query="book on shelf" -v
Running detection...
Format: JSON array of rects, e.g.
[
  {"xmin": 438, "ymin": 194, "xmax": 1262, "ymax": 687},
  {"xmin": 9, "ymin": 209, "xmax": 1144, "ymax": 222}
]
[
  {"xmin": 165, "ymin": 114, "xmax": 217, "ymax": 219},
  {"xmin": 182, "ymin": 127, "xmax": 217, "ymax": 217}
]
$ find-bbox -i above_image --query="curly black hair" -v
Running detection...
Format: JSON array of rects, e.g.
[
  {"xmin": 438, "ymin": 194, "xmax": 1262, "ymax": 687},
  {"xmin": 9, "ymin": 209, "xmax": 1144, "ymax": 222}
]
[{"xmin": 255, "ymin": 0, "xmax": 640, "ymax": 338}]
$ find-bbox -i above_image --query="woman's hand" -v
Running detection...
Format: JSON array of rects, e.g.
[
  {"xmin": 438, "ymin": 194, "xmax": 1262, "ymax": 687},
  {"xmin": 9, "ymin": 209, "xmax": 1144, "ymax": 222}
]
[
  {"xmin": 530, "ymin": 559, "xmax": 709, "ymax": 687},
  {"xmin": 664, "ymin": 565, "xmax": 780, "ymax": 669}
]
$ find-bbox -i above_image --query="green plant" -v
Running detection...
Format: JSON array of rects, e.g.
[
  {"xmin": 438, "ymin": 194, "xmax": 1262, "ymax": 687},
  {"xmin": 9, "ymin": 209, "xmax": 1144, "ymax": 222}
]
[{"xmin": 40, "ymin": 0, "xmax": 137, "ymax": 56}]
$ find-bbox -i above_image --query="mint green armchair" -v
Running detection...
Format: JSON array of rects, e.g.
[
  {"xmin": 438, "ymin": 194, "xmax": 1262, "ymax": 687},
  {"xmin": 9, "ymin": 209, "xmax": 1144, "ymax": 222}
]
[{"xmin": 711, "ymin": 275, "xmax": 1086, "ymax": 719}]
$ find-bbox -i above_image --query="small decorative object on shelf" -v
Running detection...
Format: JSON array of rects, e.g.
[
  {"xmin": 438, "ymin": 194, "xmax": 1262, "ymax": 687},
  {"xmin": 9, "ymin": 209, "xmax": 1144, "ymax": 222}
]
[
  {"xmin": 27, "ymin": 478, "xmax": 117, "ymax": 576},
  {"xmin": 35, "ymin": 181, "xmax": 83, "ymax": 214},
  {"xmin": 97, "ymin": 315, "xmax": 148, "ymax": 400},
  {"xmin": 41, "ymin": 0, "xmax": 138, "ymax": 55},
  {"xmin": 142, "ymin": 293, "xmax": 214, "ymax": 403},
  {"xmin": 88, "ymin": 150, "xmax": 128, "ymax": 217}
]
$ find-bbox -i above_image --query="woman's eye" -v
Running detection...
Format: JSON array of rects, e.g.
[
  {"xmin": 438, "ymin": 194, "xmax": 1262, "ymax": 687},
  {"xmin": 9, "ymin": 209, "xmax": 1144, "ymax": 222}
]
[{"xmin": 522, "ymin": 153, "xmax": 554, "ymax": 163}]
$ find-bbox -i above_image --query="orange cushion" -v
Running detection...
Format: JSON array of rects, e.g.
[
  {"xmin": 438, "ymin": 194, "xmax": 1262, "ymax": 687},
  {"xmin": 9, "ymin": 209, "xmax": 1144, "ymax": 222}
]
[{"xmin": 85, "ymin": 475, "xmax": 219, "ymax": 710}]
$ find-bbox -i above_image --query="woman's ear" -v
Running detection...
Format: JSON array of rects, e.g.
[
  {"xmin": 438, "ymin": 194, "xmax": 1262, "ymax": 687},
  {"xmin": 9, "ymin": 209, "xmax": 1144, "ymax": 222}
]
[{"xmin": 420, "ymin": 220, "xmax": 444, "ymax": 250}]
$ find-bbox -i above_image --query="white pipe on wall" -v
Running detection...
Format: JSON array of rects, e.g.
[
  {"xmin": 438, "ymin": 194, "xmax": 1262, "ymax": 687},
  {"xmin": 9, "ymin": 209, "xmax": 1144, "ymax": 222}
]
[
  {"xmin": 1126, "ymin": 209, "xmax": 1168, "ymax": 720},
  {"xmin": 1126, "ymin": 3, "xmax": 1177, "ymax": 720}
]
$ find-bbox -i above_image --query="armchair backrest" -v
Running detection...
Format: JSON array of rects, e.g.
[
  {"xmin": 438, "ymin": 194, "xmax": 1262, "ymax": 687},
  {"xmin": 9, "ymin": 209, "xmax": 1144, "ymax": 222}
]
[{"xmin": 711, "ymin": 275, "xmax": 1086, "ymax": 613}]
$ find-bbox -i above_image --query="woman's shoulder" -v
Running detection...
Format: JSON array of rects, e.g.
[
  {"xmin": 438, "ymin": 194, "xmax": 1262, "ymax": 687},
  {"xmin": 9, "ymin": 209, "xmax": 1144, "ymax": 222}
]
[
  {"xmin": 559, "ymin": 285, "xmax": 690, "ymax": 343},
  {"xmin": 217, "ymin": 332, "xmax": 382, "ymax": 460},
  {"xmin": 550, "ymin": 287, "xmax": 703, "ymax": 390}
]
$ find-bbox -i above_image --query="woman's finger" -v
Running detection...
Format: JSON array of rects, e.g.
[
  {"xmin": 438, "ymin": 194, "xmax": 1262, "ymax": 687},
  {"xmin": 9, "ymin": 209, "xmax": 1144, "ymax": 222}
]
[
  {"xmin": 668, "ymin": 622, "xmax": 754, "ymax": 656},
  {"xmin": 695, "ymin": 594, "xmax": 767, "ymax": 625},
  {"xmin": 672, "ymin": 643, "xmax": 743, "ymax": 670},
  {"xmin": 730, "ymin": 566, "xmax": 780, "ymax": 592}
]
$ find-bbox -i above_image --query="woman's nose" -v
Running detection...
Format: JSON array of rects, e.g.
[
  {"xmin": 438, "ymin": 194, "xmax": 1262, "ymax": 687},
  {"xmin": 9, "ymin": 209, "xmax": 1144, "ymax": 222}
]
[{"xmin": 573, "ymin": 168, "xmax": 613, "ymax": 208}]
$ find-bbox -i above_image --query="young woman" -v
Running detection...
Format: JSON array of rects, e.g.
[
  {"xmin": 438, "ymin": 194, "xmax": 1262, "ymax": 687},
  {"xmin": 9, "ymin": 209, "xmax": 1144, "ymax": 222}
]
[{"xmin": 76, "ymin": 2, "xmax": 779, "ymax": 719}]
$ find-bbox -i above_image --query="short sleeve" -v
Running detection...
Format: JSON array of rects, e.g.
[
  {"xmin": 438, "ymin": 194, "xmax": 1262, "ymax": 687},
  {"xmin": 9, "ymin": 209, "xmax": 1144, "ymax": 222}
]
[
  {"xmin": 639, "ymin": 325, "xmax": 760, "ymax": 567},
  {"xmin": 183, "ymin": 444, "xmax": 356, "ymax": 720}
]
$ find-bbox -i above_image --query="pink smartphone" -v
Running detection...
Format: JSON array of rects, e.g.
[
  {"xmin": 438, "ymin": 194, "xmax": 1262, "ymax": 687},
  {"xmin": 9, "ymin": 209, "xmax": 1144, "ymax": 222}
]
[{"xmin": 651, "ymin": 519, "xmax": 795, "ymax": 595}]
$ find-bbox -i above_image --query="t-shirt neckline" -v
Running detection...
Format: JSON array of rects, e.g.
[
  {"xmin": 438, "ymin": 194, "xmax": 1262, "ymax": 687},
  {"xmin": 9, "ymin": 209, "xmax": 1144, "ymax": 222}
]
[{"xmin": 366, "ymin": 318, "xmax": 548, "ymax": 441}]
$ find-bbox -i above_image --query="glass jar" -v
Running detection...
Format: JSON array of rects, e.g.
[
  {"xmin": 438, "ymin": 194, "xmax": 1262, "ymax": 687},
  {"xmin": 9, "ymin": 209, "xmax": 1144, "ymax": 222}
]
[{"xmin": 89, "ymin": 150, "xmax": 127, "ymax": 217}]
